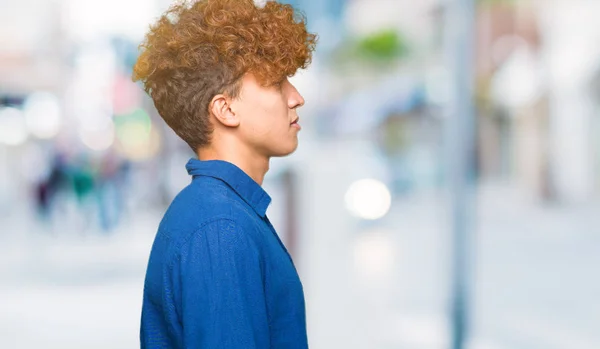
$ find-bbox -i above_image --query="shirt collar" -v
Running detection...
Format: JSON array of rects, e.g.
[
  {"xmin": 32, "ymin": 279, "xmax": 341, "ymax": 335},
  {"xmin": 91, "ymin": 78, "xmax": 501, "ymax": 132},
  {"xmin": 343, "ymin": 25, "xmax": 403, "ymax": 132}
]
[{"xmin": 185, "ymin": 158, "xmax": 271, "ymax": 218}]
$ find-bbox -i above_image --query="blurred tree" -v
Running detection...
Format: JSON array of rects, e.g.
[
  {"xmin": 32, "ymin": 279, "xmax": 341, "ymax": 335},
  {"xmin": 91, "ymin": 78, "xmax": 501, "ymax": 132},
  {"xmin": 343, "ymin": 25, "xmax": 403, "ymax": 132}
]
[
  {"xmin": 356, "ymin": 29, "xmax": 408, "ymax": 61},
  {"xmin": 332, "ymin": 28, "xmax": 410, "ymax": 70}
]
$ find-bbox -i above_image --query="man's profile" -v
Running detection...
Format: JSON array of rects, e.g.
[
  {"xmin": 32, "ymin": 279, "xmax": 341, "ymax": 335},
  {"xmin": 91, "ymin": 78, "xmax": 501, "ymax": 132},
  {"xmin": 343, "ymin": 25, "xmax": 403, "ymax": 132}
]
[{"xmin": 132, "ymin": 0, "xmax": 316, "ymax": 347}]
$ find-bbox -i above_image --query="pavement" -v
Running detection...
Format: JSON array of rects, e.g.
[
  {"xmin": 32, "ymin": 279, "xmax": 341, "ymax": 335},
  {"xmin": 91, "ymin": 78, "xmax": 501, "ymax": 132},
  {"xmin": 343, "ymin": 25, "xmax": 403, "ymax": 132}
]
[{"xmin": 0, "ymin": 183, "xmax": 598, "ymax": 349}]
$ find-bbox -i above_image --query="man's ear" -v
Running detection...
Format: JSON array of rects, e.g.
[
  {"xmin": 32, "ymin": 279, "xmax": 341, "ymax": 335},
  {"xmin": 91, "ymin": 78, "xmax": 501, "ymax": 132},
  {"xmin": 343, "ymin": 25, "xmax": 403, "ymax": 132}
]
[{"xmin": 209, "ymin": 94, "xmax": 240, "ymax": 127}]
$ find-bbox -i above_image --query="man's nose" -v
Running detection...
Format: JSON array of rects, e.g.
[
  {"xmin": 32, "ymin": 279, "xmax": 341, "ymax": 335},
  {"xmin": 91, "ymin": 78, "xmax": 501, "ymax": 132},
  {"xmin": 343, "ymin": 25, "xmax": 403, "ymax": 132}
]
[{"xmin": 287, "ymin": 83, "xmax": 305, "ymax": 109}]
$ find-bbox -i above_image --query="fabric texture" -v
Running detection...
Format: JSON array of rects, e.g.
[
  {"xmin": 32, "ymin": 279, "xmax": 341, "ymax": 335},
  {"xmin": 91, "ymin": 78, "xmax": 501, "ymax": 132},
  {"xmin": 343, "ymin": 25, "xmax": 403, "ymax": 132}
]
[{"xmin": 140, "ymin": 158, "xmax": 308, "ymax": 349}]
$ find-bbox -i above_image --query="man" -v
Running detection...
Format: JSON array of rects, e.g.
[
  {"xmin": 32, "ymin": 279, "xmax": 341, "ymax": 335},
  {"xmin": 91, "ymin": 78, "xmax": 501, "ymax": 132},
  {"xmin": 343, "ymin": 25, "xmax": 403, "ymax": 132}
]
[{"xmin": 133, "ymin": 0, "xmax": 317, "ymax": 348}]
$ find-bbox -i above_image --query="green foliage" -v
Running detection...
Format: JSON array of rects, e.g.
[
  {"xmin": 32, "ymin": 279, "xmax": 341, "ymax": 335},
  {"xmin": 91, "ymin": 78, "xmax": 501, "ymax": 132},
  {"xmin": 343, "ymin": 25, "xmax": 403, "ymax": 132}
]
[{"xmin": 355, "ymin": 29, "xmax": 408, "ymax": 61}]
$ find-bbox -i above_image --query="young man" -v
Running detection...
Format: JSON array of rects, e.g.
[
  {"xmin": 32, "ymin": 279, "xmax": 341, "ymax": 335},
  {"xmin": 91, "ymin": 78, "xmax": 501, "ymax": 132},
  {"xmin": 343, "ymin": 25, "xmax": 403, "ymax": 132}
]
[{"xmin": 133, "ymin": 0, "xmax": 316, "ymax": 348}]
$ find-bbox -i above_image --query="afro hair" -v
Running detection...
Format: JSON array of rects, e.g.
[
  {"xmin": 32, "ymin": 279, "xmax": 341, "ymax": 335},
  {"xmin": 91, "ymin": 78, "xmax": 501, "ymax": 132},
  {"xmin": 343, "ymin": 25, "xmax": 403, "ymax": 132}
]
[{"xmin": 132, "ymin": 0, "xmax": 317, "ymax": 151}]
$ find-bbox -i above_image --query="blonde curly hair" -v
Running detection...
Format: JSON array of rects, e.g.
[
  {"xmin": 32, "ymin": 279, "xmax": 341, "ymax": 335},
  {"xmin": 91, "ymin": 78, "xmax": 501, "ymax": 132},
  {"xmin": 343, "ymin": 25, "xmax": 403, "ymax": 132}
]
[{"xmin": 133, "ymin": 0, "xmax": 317, "ymax": 151}]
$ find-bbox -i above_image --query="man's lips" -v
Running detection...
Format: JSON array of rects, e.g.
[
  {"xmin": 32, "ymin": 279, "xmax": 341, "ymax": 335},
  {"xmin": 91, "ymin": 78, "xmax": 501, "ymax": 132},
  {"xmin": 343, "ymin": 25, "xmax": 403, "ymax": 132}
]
[{"xmin": 290, "ymin": 116, "xmax": 301, "ymax": 130}]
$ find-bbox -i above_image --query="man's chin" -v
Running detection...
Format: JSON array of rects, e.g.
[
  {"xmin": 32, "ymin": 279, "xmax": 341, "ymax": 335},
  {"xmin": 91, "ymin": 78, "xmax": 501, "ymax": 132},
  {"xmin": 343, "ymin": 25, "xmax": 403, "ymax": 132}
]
[{"xmin": 270, "ymin": 144, "xmax": 299, "ymax": 158}]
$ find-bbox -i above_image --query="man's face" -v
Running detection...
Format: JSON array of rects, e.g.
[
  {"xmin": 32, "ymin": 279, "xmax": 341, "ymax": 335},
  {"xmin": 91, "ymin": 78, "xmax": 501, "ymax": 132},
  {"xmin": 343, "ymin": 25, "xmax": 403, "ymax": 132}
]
[{"xmin": 231, "ymin": 74, "xmax": 304, "ymax": 158}]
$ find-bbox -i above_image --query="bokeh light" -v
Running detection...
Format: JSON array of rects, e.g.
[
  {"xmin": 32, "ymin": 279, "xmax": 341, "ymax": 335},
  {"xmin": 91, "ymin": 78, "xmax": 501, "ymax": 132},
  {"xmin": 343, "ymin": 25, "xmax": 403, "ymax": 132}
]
[
  {"xmin": 79, "ymin": 121, "xmax": 116, "ymax": 151},
  {"xmin": 0, "ymin": 107, "xmax": 29, "ymax": 146},
  {"xmin": 115, "ymin": 108, "xmax": 160, "ymax": 160},
  {"xmin": 344, "ymin": 178, "xmax": 392, "ymax": 220},
  {"xmin": 23, "ymin": 92, "xmax": 63, "ymax": 139},
  {"xmin": 353, "ymin": 228, "xmax": 396, "ymax": 283}
]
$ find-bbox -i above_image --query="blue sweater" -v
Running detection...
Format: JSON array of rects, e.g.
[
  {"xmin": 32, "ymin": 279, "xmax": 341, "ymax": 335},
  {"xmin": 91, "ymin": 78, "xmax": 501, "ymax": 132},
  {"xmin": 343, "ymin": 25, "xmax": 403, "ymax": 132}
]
[{"xmin": 141, "ymin": 158, "xmax": 308, "ymax": 348}]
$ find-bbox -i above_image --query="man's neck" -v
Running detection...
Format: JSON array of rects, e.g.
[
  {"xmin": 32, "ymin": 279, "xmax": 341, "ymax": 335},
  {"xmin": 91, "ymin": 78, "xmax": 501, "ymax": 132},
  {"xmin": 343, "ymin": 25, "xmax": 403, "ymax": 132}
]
[{"xmin": 197, "ymin": 145, "xmax": 270, "ymax": 186}]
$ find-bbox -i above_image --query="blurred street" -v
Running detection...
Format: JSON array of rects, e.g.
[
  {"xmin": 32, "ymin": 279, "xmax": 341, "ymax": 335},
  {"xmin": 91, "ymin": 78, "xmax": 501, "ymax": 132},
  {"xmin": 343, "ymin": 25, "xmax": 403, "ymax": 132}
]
[{"xmin": 1, "ymin": 181, "xmax": 598, "ymax": 349}]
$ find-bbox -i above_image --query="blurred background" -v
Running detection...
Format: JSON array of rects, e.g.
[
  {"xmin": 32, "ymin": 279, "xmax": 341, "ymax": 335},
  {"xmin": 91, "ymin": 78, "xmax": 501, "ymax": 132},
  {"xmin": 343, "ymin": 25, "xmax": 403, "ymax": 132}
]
[{"xmin": 1, "ymin": 0, "xmax": 599, "ymax": 348}]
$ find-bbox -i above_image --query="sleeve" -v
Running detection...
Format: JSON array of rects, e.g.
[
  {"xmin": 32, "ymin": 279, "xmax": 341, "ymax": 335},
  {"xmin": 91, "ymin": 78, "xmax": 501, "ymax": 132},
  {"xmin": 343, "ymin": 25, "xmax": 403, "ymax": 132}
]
[{"xmin": 175, "ymin": 218, "xmax": 270, "ymax": 349}]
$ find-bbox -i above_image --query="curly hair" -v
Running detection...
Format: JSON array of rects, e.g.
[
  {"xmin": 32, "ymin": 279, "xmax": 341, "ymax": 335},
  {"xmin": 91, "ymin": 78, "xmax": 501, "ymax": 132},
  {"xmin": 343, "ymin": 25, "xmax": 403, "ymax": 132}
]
[{"xmin": 132, "ymin": 0, "xmax": 317, "ymax": 151}]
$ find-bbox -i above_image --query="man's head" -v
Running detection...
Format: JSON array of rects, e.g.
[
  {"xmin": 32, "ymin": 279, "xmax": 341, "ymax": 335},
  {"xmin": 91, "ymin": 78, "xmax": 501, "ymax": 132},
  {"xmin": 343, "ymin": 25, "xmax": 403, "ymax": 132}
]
[{"xmin": 132, "ymin": 0, "xmax": 316, "ymax": 157}]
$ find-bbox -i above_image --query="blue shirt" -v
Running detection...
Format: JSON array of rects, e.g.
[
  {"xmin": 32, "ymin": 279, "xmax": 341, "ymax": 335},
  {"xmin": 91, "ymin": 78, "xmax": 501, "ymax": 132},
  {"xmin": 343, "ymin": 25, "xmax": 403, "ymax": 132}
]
[{"xmin": 141, "ymin": 158, "xmax": 308, "ymax": 348}]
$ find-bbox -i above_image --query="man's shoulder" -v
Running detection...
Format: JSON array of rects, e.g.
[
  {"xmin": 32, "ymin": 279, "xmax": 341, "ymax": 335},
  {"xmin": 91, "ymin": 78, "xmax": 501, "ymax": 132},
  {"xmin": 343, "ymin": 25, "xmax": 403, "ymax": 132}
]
[{"xmin": 157, "ymin": 178, "xmax": 259, "ymax": 241}]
